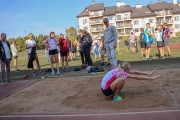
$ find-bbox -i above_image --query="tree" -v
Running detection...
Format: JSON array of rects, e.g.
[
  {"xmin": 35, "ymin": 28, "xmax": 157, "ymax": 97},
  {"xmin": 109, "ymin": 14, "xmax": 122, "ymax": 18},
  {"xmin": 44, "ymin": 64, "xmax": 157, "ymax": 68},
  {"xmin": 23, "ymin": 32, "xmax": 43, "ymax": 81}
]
[
  {"xmin": 16, "ymin": 37, "xmax": 26, "ymax": 52},
  {"xmin": 66, "ymin": 27, "xmax": 77, "ymax": 42}
]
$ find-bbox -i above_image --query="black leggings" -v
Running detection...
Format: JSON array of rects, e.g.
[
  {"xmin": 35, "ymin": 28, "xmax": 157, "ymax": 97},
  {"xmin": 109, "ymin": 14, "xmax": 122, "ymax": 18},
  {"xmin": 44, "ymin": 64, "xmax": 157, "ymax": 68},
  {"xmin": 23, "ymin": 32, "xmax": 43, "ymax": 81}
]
[
  {"xmin": 83, "ymin": 48, "xmax": 93, "ymax": 66},
  {"xmin": 80, "ymin": 51, "xmax": 86, "ymax": 65}
]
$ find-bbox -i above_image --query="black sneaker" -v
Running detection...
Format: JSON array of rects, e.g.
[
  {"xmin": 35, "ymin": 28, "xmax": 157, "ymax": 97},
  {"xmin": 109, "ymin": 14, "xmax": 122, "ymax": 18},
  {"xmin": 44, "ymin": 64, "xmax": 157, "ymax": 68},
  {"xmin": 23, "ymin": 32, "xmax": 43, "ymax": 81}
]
[
  {"xmin": 33, "ymin": 72, "xmax": 37, "ymax": 76},
  {"xmin": 101, "ymin": 62, "xmax": 105, "ymax": 66},
  {"xmin": 107, "ymin": 63, "xmax": 111, "ymax": 66},
  {"xmin": 148, "ymin": 58, "xmax": 153, "ymax": 61}
]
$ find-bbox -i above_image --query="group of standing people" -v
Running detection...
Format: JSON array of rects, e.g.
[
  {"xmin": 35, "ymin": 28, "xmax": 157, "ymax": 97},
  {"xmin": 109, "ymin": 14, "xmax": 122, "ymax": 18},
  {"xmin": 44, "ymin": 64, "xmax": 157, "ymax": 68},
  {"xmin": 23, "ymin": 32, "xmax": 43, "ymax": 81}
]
[
  {"xmin": 76, "ymin": 18, "xmax": 118, "ymax": 70},
  {"xmin": 139, "ymin": 23, "xmax": 172, "ymax": 60}
]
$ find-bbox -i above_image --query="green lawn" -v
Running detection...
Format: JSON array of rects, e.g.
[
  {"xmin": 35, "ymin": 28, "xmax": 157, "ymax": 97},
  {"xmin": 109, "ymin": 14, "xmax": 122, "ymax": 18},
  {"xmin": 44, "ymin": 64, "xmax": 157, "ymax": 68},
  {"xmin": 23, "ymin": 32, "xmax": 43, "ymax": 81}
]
[{"xmin": 9, "ymin": 42, "xmax": 180, "ymax": 80}]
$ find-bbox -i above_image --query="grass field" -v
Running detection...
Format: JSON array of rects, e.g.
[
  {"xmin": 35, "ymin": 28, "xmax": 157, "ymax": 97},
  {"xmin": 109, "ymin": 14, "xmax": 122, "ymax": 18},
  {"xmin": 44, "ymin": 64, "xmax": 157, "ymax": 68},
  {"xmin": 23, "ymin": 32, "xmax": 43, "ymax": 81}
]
[{"xmin": 9, "ymin": 41, "xmax": 180, "ymax": 81}]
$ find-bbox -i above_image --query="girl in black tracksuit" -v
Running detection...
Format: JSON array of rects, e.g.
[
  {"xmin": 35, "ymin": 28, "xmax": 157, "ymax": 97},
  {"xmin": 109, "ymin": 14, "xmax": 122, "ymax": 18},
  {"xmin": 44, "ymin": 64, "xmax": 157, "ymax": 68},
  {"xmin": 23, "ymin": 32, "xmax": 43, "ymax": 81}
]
[{"xmin": 82, "ymin": 31, "xmax": 93, "ymax": 67}]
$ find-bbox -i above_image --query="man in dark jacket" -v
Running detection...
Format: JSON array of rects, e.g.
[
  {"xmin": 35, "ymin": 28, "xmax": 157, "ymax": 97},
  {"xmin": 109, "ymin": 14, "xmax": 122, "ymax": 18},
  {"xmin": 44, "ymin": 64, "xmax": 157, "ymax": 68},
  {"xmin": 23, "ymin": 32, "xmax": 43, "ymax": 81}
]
[{"xmin": 0, "ymin": 33, "xmax": 12, "ymax": 85}]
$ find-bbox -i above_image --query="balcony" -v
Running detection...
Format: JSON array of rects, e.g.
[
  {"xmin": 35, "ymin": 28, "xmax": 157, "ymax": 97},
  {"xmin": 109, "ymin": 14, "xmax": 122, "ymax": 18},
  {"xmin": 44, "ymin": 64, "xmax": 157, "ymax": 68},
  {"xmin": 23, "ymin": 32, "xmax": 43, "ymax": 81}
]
[
  {"xmin": 90, "ymin": 28, "xmax": 102, "ymax": 33},
  {"xmin": 165, "ymin": 11, "xmax": 172, "ymax": 16},
  {"xmin": 124, "ymin": 24, "xmax": 133, "ymax": 28},
  {"xmin": 166, "ymin": 20, "xmax": 173, "ymax": 24},
  {"xmin": 116, "ymin": 18, "xmax": 123, "ymax": 21},
  {"xmin": 89, "ymin": 13, "xmax": 103, "ymax": 18},
  {"xmin": 116, "ymin": 25, "xmax": 124, "ymax": 29},
  {"xmin": 156, "ymin": 21, "xmax": 164, "ymax": 25},
  {"xmin": 116, "ymin": 17, "xmax": 132, "ymax": 21},
  {"xmin": 124, "ymin": 17, "xmax": 132, "ymax": 21},
  {"xmin": 169, "ymin": 27, "xmax": 174, "ymax": 31},
  {"xmin": 93, "ymin": 35, "xmax": 102, "ymax": 39},
  {"xmin": 156, "ymin": 13, "xmax": 164, "ymax": 18},
  {"xmin": 89, "ymin": 20, "xmax": 103, "ymax": 25}
]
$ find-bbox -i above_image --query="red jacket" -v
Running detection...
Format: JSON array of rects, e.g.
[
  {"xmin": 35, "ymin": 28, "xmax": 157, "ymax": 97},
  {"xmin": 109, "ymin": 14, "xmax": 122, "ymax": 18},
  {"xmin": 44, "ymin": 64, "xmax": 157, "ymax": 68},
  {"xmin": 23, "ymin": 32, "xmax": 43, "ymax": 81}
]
[{"xmin": 58, "ymin": 38, "xmax": 69, "ymax": 52}]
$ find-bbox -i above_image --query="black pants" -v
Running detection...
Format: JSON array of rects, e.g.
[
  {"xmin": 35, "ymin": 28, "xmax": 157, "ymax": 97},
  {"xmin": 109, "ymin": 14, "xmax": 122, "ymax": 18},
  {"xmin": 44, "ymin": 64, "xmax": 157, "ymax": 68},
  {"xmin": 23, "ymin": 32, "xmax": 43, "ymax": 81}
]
[
  {"xmin": 83, "ymin": 48, "xmax": 93, "ymax": 66},
  {"xmin": 80, "ymin": 51, "xmax": 85, "ymax": 65}
]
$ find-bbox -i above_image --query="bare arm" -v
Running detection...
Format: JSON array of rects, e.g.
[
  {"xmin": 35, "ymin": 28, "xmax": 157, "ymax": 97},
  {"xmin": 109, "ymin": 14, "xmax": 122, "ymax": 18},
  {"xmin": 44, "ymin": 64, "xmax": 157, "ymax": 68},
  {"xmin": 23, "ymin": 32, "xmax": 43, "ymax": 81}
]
[
  {"xmin": 127, "ymin": 74, "xmax": 160, "ymax": 80},
  {"xmin": 129, "ymin": 68, "xmax": 157, "ymax": 75}
]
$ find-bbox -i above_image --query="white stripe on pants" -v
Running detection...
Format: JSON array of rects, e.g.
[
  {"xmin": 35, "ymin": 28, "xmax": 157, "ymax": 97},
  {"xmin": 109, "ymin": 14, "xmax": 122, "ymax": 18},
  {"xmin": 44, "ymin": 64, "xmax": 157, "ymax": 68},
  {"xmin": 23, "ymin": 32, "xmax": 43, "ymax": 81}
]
[{"xmin": 105, "ymin": 42, "xmax": 117, "ymax": 68}]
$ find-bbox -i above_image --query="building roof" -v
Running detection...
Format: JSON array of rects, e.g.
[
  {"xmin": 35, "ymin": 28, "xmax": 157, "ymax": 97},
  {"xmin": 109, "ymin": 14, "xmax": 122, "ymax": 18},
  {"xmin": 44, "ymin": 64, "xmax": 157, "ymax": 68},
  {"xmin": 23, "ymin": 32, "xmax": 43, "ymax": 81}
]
[
  {"xmin": 115, "ymin": 5, "xmax": 132, "ymax": 13},
  {"xmin": 77, "ymin": 9, "xmax": 89, "ymax": 18},
  {"xmin": 131, "ymin": 6, "xmax": 156, "ymax": 18},
  {"xmin": 77, "ymin": 3, "xmax": 104, "ymax": 18},
  {"xmin": 104, "ymin": 6, "xmax": 117, "ymax": 16},
  {"xmin": 87, "ymin": 3, "xmax": 104, "ymax": 11},
  {"xmin": 148, "ymin": 1, "xmax": 173, "ymax": 11},
  {"xmin": 171, "ymin": 4, "xmax": 180, "ymax": 14},
  {"xmin": 77, "ymin": 1, "xmax": 180, "ymax": 18}
]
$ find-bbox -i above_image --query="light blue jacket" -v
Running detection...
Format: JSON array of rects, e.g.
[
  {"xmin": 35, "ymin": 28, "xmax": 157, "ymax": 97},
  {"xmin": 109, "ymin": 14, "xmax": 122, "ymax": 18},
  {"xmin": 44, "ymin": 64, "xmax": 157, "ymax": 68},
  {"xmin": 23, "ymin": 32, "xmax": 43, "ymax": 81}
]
[{"xmin": 104, "ymin": 25, "xmax": 118, "ymax": 44}]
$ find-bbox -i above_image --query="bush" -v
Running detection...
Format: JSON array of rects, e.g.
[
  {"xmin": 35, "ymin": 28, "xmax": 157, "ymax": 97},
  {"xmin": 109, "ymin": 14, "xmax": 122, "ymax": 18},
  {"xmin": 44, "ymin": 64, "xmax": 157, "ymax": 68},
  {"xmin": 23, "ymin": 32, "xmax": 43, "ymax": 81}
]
[{"xmin": 175, "ymin": 32, "xmax": 180, "ymax": 37}]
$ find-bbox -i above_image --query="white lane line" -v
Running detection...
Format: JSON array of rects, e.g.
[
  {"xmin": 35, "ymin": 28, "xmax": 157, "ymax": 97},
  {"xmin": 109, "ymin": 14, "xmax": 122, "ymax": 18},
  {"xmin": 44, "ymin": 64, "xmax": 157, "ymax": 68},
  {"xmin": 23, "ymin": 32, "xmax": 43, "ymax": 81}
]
[{"xmin": 1, "ymin": 109, "xmax": 180, "ymax": 118}]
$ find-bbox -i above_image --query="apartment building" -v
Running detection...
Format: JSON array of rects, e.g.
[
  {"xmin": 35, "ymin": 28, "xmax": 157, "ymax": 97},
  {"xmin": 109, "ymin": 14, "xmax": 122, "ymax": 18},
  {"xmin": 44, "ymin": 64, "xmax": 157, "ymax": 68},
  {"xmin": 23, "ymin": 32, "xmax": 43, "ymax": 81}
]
[{"xmin": 77, "ymin": 0, "xmax": 180, "ymax": 39}]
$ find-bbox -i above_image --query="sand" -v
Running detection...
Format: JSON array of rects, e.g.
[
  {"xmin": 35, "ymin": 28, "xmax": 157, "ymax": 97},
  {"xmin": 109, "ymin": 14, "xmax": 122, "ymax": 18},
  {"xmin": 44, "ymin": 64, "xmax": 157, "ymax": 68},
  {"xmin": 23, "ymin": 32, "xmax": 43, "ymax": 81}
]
[{"xmin": 0, "ymin": 69, "xmax": 180, "ymax": 114}]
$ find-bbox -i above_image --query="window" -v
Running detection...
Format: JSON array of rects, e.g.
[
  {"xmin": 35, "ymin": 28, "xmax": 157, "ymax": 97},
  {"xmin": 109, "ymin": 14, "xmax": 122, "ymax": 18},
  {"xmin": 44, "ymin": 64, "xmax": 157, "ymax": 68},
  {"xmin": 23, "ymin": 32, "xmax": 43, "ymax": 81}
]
[
  {"xmin": 117, "ymin": 22, "xmax": 123, "ymax": 27},
  {"xmin": 95, "ymin": 11, "xmax": 99, "ymax": 16},
  {"xmin": 110, "ymin": 23, "xmax": 114, "ymax": 26},
  {"xmin": 117, "ymin": 15, "xmax": 121, "ymax": 20},
  {"xmin": 134, "ymin": 20, "xmax": 139, "ymax": 25},
  {"xmin": 105, "ymin": 16, "xmax": 113, "ymax": 20},
  {"xmin": 95, "ymin": 18, "xmax": 100, "ymax": 23},
  {"xmin": 96, "ymin": 25, "xmax": 101, "ymax": 30},
  {"xmin": 125, "ymin": 29, "xmax": 131, "ymax": 34},
  {"xmin": 149, "ymin": 19, "xmax": 154, "ymax": 23},
  {"xmin": 124, "ymin": 14, "xmax": 129, "ymax": 19},
  {"xmin": 175, "ymin": 24, "xmax": 180, "ymax": 29},
  {"xmin": 134, "ymin": 28, "xmax": 139, "ymax": 32},
  {"xmin": 83, "ymin": 19, "xmax": 87, "ymax": 24},
  {"xmin": 97, "ymin": 33, "xmax": 101, "ymax": 38},
  {"xmin": 83, "ymin": 27, "xmax": 88, "ymax": 30},
  {"xmin": 174, "ymin": 16, "xmax": 179, "ymax": 21},
  {"xmin": 156, "ymin": 18, "xmax": 163, "ymax": 24}
]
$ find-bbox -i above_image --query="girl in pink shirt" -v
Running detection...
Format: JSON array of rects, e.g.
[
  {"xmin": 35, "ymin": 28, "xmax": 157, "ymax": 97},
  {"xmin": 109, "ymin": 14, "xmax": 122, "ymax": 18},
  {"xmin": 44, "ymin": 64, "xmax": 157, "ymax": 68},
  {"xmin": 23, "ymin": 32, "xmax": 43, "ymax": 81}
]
[{"xmin": 101, "ymin": 62, "xmax": 160, "ymax": 101}]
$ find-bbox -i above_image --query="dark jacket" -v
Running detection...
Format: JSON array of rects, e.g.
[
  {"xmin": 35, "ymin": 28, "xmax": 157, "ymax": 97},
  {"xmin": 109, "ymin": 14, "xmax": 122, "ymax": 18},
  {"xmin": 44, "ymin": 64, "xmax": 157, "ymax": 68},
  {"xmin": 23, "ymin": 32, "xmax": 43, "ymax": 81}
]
[
  {"xmin": 82, "ymin": 33, "xmax": 93, "ymax": 49},
  {"xmin": 27, "ymin": 46, "xmax": 36, "ymax": 68},
  {"xmin": 0, "ymin": 41, "xmax": 12, "ymax": 62}
]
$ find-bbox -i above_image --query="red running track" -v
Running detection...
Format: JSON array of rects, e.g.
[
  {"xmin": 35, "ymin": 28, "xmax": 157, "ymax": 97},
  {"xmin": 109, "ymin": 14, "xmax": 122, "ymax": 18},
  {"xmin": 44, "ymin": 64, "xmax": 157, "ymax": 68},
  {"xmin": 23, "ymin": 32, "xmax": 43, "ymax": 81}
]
[
  {"xmin": 0, "ymin": 109, "xmax": 180, "ymax": 120},
  {"xmin": 0, "ymin": 80, "xmax": 39, "ymax": 100}
]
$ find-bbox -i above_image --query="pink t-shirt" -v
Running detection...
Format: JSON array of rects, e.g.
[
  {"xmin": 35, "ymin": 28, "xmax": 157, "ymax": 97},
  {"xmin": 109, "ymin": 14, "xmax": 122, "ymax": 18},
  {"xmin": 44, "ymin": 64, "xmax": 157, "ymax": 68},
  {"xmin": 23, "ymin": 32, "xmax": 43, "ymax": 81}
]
[{"xmin": 101, "ymin": 68, "xmax": 129, "ymax": 90}]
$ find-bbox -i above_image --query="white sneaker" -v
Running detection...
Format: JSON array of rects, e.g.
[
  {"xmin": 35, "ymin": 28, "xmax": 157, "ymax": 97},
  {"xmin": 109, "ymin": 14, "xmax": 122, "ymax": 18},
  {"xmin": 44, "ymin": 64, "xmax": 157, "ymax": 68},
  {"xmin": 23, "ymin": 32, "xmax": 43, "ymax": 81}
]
[
  {"xmin": 51, "ymin": 71, "xmax": 55, "ymax": 75},
  {"xmin": 86, "ymin": 66, "xmax": 92, "ymax": 70},
  {"xmin": 57, "ymin": 71, "xmax": 60, "ymax": 75}
]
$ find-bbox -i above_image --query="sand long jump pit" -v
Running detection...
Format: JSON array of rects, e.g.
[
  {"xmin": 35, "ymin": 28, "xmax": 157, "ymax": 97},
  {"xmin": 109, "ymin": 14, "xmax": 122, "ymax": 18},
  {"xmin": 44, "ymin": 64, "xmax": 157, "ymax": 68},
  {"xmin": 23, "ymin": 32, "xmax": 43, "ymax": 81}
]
[{"xmin": 0, "ymin": 69, "xmax": 180, "ymax": 115}]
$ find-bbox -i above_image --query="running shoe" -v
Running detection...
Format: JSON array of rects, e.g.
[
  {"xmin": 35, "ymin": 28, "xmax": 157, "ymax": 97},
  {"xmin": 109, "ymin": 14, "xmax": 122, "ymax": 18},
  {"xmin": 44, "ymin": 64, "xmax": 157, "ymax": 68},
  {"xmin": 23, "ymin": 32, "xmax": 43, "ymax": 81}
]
[
  {"xmin": 51, "ymin": 71, "xmax": 55, "ymax": 75},
  {"xmin": 39, "ymin": 71, "xmax": 44, "ymax": 74},
  {"xmin": 107, "ymin": 63, "xmax": 111, "ymax": 66},
  {"xmin": 113, "ymin": 96, "xmax": 123, "ymax": 101},
  {"xmin": 15, "ymin": 69, "xmax": 20, "ymax": 72},
  {"xmin": 57, "ymin": 71, "xmax": 60, "ymax": 75},
  {"xmin": 33, "ymin": 72, "xmax": 37, "ymax": 76},
  {"xmin": 101, "ymin": 62, "xmax": 105, "ymax": 66},
  {"xmin": 120, "ymin": 89, "xmax": 126, "ymax": 94}
]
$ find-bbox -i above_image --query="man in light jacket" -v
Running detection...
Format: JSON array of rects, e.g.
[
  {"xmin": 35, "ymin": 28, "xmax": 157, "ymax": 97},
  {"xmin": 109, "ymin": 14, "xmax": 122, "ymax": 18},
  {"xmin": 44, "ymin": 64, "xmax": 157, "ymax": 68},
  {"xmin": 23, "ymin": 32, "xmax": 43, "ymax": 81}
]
[
  {"xmin": 0, "ymin": 33, "xmax": 12, "ymax": 85},
  {"xmin": 103, "ymin": 18, "xmax": 118, "ymax": 68}
]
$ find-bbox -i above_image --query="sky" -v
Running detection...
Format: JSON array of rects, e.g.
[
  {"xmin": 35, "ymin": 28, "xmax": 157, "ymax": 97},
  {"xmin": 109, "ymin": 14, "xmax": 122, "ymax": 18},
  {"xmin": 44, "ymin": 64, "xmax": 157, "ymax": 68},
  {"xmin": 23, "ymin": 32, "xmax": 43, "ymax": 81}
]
[{"xmin": 0, "ymin": 0, "xmax": 173, "ymax": 38}]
